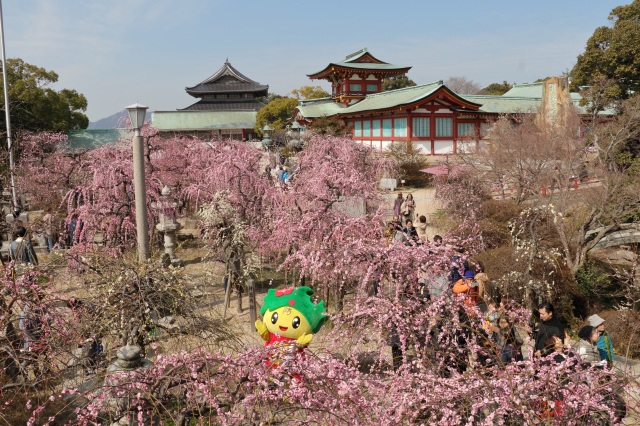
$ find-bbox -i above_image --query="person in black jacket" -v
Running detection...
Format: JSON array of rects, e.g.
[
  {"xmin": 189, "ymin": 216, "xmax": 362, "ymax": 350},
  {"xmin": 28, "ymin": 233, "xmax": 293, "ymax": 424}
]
[
  {"xmin": 403, "ymin": 220, "xmax": 419, "ymax": 244},
  {"xmin": 9, "ymin": 226, "xmax": 38, "ymax": 266},
  {"xmin": 534, "ymin": 302, "xmax": 565, "ymax": 357}
]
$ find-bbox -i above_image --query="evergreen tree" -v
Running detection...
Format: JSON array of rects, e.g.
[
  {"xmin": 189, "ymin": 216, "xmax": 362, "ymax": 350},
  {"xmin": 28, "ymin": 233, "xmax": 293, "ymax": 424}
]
[
  {"xmin": 381, "ymin": 75, "xmax": 416, "ymax": 91},
  {"xmin": 571, "ymin": 0, "xmax": 640, "ymax": 103},
  {"xmin": 479, "ymin": 81, "xmax": 512, "ymax": 96},
  {"xmin": 1, "ymin": 58, "xmax": 89, "ymax": 132},
  {"xmin": 291, "ymin": 85, "xmax": 330, "ymax": 100}
]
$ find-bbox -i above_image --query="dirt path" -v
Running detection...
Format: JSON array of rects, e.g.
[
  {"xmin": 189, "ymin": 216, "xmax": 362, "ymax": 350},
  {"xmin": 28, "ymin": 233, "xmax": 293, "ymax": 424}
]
[{"xmin": 382, "ymin": 186, "xmax": 443, "ymax": 238}]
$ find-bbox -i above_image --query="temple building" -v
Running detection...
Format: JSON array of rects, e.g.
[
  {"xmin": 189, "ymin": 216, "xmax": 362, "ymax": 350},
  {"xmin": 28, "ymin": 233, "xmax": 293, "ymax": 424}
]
[
  {"xmin": 307, "ymin": 48, "xmax": 411, "ymax": 106},
  {"xmin": 295, "ymin": 49, "xmax": 613, "ymax": 155},
  {"xmin": 152, "ymin": 60, "xmax": 268, "ymax": 140}
]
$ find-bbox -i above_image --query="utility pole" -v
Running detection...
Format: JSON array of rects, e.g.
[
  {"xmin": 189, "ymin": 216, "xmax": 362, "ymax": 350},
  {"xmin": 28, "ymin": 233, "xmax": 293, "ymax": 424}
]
[{"xmin": 0, "ymin": 0, "xmax": 18, "ymax": 212}]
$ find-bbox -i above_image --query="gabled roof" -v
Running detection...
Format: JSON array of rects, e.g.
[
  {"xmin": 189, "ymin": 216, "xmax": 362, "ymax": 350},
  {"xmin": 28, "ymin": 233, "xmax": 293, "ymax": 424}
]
[
  {"xmin": 296, "ymin": 82, "xmax": 485, "ymax": 119},
  {"xmin": 340, "ymin": 82, "xmax": 482, "ymax": 116},
  {"xmin": 308, "ymin": 48, "xmax": 411, "ymax": 79},
  {"xmin": 296, "ymin": 81, "xmax": 490, "ymax": 119},
  {"xmin": 186, "ymin": 60, "xmax": 268, "ymax": 97},
  {"xmin": 296, "ymin": 97, "xmax": 345, "ymax": 119}
]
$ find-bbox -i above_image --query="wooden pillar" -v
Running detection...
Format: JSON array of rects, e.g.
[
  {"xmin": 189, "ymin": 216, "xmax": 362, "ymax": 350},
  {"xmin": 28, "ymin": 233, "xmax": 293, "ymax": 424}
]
[
  {"xmin": 430, "ymin": 116, "xmax": 435, "ymax": 155},
  {"xmin": 406, "ymin": 111, "xmax": 413, "ymax": 153},
  {"xmin": 452, "ymin": 111, "xmax": 458, "ymax": 153}
]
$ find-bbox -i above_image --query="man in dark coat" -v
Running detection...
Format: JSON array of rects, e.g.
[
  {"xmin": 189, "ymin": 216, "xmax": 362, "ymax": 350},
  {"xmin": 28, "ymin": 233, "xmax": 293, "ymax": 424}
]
[
  {"xmin": 9, "ymin": 226, "xmax": 38, "ymax": 266},
  {"xmin": 534, "ymin": 302, "xmax": 565, "ymax": 356}
]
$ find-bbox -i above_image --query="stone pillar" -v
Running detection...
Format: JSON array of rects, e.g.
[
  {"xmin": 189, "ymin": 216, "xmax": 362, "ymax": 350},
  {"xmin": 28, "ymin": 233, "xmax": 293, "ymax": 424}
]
[{"xmin": 132, "ymin": 132, "xmax": 150, "ymax": 262}]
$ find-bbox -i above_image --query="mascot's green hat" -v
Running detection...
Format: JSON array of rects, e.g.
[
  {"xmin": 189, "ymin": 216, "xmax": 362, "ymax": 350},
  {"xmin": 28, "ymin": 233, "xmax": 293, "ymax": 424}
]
[{"xmin": 261, "ymin": 286, "xmax": 326, "ymax": 333}]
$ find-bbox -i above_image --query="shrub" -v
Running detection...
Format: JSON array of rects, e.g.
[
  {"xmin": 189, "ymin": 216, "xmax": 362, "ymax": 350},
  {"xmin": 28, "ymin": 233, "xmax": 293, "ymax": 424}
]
[
  {"xmin": 384, "ymin": 141, "xmax": 429, "ymax": 185},
  {"xmin": 575, "ymin": 259, "xmax": 619, "ymax": 310},
  {"xmin": 479, "ymin": 199, "xmax": 521, "ymax": 223}
]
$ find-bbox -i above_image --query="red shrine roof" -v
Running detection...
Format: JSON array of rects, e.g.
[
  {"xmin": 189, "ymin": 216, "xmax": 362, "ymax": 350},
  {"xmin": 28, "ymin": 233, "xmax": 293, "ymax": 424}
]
[
  {"xmin": 185, "ymin": 60, "xmax": 269, "ymax": 96},
  {"xmin": 307, "ymin": 48, "xmax": 411, "ymax": 80}
]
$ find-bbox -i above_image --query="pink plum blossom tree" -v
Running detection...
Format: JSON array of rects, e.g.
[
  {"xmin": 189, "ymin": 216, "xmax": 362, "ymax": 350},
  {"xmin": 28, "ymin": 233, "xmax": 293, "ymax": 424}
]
[{"xmin": 11, "ymin": 130, "xmax": 634, "ymax": 425}]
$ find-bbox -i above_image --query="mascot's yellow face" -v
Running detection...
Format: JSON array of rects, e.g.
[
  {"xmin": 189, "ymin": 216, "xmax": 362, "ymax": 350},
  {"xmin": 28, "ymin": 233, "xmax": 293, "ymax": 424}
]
[{"xmin": 263, "ymin": 306, "xmax": 312, "ymax": 339}]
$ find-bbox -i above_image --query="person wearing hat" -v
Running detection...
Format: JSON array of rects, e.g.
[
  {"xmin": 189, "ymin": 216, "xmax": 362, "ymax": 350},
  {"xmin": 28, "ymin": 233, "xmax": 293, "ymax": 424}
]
[
  {"xmin": 453, "ymin": 270, "xmax": 478, "ymax": 307},
  {"xmin": 572, "ymin": 325, "xmax": 603, "ymax": 366},
  {"xmin": 588, "ymin": 314, "xmax": 614, "ymax": 368}
]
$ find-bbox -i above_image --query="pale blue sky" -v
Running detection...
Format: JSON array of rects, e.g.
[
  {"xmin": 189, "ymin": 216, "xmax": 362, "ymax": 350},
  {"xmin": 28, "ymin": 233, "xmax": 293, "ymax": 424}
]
[{"xmin": 3, "ymin": 0, "xmax": 622, "ymax": 121}]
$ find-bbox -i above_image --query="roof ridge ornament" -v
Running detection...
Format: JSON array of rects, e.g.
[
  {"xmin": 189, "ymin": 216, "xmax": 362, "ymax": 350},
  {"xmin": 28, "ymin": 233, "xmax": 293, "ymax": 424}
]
[{"xmin": 345, "ymin": 48, "xmax": 367, "ymax": 60}]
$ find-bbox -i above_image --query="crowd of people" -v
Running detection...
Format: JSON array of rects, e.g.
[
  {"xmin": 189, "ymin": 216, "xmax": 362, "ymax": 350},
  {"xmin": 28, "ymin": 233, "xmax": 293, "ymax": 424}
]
[
  {"xmin": 536, "ymin": 307, "xmax": 615, "ymax": 368},
  {"xmin": 382, "ymin": 243, "xmax": 624, "ymax": 417},
  {"xmin": 385, "ymin": 192, "xmax": 617, "ymax": 374},
  {"xmin": 387, "ymin": 192, "xmax": 436, "ymax": 245}
]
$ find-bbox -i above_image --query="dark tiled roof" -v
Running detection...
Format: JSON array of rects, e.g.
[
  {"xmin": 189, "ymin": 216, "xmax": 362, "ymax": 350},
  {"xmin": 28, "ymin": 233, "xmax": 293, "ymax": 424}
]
[
  {"xmin": 186, "ymin": 61, "xmax": 268, "ymax": 97},
  {"xmin": 187, "ymin": 81, "xmax": 268, "ymax": 95},
  {"xmin": 179, "ymin": 99, "xmax": 266, "ymax": 111}
]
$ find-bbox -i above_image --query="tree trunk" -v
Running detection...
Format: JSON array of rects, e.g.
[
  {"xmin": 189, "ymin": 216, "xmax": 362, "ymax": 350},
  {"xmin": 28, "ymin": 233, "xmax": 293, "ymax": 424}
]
[
  {"xmin": 232, "ymin": 255, "xmax": 243, "ymax": 314},
  {"xmin": 335, "ymin": 285, "xmax": 345, "ymax": 312},
  {"xmin": 223, "ymin": 272, "xmax": 232, "ymax": 319},
  {"xmin": 247, "ymin": 278, "xmax": 257, "ymax": 325},
  {"xmin": 323, "ymin": 285, "xmax": 330, "ymax": 311},
  {"xmin": 236, "ymin": 283, "xmax": 243, "ymax": 314}
]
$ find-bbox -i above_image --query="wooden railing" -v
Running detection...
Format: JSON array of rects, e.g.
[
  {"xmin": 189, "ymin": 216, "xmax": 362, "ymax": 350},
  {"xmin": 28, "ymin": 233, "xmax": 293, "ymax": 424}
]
[{"xmin": 490, "ymin": 176, "xmax": 601, "ymax": 200}]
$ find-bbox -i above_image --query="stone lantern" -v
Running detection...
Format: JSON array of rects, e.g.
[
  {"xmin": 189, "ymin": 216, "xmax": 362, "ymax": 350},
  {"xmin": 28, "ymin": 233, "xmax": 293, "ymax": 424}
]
[
  {"xmin": 104, "ymin": 345, "xmax": 153, "ymax": 416},
  {"xmin": 261, "ymin": 124, "xmax": 274, "ymax": 150},
  {"xmin": 152, "ymin": 186, "xmax": 183, "ymax": 267},
  {"xmin": 286, "ymin": 120, "xmax": 305, "ymax": 150}
]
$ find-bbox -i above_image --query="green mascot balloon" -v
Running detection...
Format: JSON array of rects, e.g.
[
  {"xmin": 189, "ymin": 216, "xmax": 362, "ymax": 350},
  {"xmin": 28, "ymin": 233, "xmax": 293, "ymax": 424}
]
[{"xmin": 255, "ymin": 286, "xmax": 326, "ymax": 367}]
